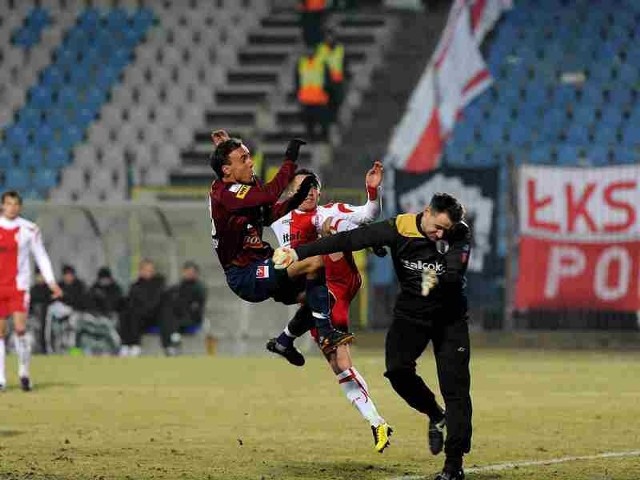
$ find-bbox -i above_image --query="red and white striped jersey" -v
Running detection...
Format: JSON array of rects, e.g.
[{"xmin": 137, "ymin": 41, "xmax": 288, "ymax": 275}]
[
  {"xmin": 270, "ymin": 198, "xmax": 381, "ymax": 249},
  {"xmin": 0, "ymin": 216, "xmax": 56, "ymax": 291}
]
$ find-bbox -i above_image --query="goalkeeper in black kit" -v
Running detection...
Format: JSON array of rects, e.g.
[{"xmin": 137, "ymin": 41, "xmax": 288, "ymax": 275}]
[{"xmin": 273, "ymin": 193, "xmax": 472, "ymax": 480}]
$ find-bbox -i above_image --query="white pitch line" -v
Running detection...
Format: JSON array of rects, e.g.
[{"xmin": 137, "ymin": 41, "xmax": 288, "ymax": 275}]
[{"xmin": 389, "ymin": 450, "xmax": 640, "ymax": 479}]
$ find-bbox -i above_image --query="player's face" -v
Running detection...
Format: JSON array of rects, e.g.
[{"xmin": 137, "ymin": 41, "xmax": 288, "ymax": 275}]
[
  {"xmin": 225, "ymin": 145, "xmax": 254, "ymax": 184},
  {"xmin": 421, "ymin": 207, "xmax": 453, "ymax": 241},
  {"xmin": 1, "ymin": 197, "xmax": 21, "ymax": 220},
  {"xmin": 292, "ymin": 174, "xmax": 320, "ymax": 211}
]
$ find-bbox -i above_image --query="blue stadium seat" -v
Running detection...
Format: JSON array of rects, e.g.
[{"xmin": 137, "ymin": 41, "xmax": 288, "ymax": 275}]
[
  {"xmin": 556, "ymin": 145, "xmax": 580, "ymax": 165},
  {"xmin": 5, "ymin": 170, "xmax": 31, "ymax": 190},
  {"xmin": 564, "ymin": 123, "xmax": 590, "ymax": 144},
  {"xmin": 34, "ymin": 124, "xmax": 56, "ymax": 150},
  {"xmin": 606, "ymin": 86, "xmax": 634, "ymax": 107},
  {"xmin": 40, "ymin": 66, "xmax": 65, "ymax": 90},
  {"xmin": 45, "ymin": 146, "xmax": 70, "ymax": 168},
  {"xmin": 507, "ymin": 124, "xmax": 531, "ymax": 147},
  {"xmin": 32, "ymin": 168, "xmax": 58, "ymax": 190},
  {"xmin": 619, "ymin": 124, "xmax": 640, "ymax": 146},
  {"xmin": 591, "ymin": 124, "xmax": 619, "ymax": 145},
  {"xmin": 571, "ymin": 105, "xmax": 597, "ymax": 127},
  {"xmin": 598, "ymin": 107, "xmax": 624, "ymax": 129},
  {"xmin": 0, "ymin": 147, "xmax": 15, "ymax": 169},
  {"xmin": 16, "ymin": 108, "xmax": 42, "ymax": 130},
  {"xmin": 612, "ymin": 148, "xmax": 637, "ymax": 164},
  {"xmin": 583, "ymin": 145, "xmax": 610, "ymax": 166},
  {"xmin": 5, "ymin": 125, "xmax": 30, "ymax": 150},
  {"xmin": 18, "ymin": 146, "xmax": 44, "ymax": 168},
  {"xmin": 529, "ymin": 145, "xmax": 554, "ymax": 164}
]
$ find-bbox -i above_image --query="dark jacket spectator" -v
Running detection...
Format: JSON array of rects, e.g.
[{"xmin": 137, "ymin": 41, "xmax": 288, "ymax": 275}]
[
  {"xmin": 88, "ymin": 267, "xmax": 124, "ymax": 317},
  {"xmin": 119, "ymin": 259, "xmax": 165, "ymax": 355},
  {"xmin": 30, "ymin": 269, "xmax": 52, "ymax": 353},
  {"xmin": 159, "ymin": 261, "xmax": 207, "ymax": 354},
  {"xmin": 59, "ymin": 264, "xmax": 88, "ymax": 311}
]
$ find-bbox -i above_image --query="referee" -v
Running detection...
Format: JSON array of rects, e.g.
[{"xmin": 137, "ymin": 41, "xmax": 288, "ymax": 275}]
[{"xmin": 273, "ymin": 193, "xmax": 472, "ymax": 480}]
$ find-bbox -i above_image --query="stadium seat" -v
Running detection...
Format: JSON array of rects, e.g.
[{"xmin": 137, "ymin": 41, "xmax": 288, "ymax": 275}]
[{"xmin": 5, "ymin": 169, "xmax": 31, "ymax": 190}]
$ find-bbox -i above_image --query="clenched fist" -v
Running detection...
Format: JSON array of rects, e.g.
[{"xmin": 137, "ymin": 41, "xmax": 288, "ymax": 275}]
[
  {"xmin": 421, "ymin": 268, "xmax": 439, "ymax": 297},
  {"xmin": 273, "ymin": 247, "xmax": 299, "ymax": 269}
]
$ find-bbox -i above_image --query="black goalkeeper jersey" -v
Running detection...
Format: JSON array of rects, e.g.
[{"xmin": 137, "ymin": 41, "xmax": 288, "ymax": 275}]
[{"xmin": 295, "ymin": 213, "xmax": 472, "ymax": 323}]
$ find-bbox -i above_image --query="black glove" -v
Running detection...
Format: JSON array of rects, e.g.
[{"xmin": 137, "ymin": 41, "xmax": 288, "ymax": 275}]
[
  {"xmin": 371, "ymin": 246, "xmax": 388, "ymax": 258},
  {"xmin": 288, "ymin": 175, "xmax": 316, "ymax": 211},
  {"xmin": 285, "ymin": 138, "xmax": 307, "ymax": 163},
  {"xmin": 447, "ymin": 221, "xmax": 470, "ymax": 242}
]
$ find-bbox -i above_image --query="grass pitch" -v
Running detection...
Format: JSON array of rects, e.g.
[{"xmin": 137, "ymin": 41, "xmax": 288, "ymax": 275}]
[{"xmin": 0, "ymin": 347, "xmax": 639, "ymax": 480}]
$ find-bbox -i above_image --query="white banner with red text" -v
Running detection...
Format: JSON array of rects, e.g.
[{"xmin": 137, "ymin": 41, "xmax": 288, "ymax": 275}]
[{"xmin": 516, "ymin": 165, "xmax": 640, "ymax": 311}]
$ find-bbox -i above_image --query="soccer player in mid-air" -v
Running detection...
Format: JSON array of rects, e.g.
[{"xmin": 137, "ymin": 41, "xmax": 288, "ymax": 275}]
[
  {"xmin": 0, "ymin": 191, "xmax": 63, "ymax": 391},
  {"xmin": 272, "ymin": 193, "xmax": 472, "ymax": 480},
  {"xmin": 208, "ymin": 130, "xmax": 351, "ymax": 353},
  {"xmin": 267, "ymin": 163, "xmax": 393, "ymax": 453}
]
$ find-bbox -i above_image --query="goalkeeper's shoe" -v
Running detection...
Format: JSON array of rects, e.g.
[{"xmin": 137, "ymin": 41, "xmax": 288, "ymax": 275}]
[
  {"xmin": 20, "ymin": 376, "xmax": 32, "ymax": 392},
  {"xmin": 0, "ymin": 382, "xmax": 5, "ymax": 392},
  {"xmin": 266, "ymin": 338, "xmax": 305, "ymax": 367},
  {"xmin": 318, "ymin": 329, "xmax": 354, "ymax": 354},
  {"xmin": 428, "ymin": 416, "xmax": 446, "ymax": 455},
  {"xmin": 434, "ymin": 469, "xmax": 464, "ymax": 480},
  {"xmin": 371, "ymin": 423, "xmax": 393, "ymax": 453}
]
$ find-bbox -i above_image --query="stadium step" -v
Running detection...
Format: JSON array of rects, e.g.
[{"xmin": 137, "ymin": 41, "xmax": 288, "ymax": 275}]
[
  {"xmin": 215, "ymin": 88, "xmax": 271, "ymax": 106},
  {"xmin": 227, "ymin": 68, "xmax": 280, "ymax": 86},
  {"xmin": 248, "ymin": 31, "xmax": 300, "ymax": 46},
  {"xmin": 205, "ymin": 108, "xmax": 257, "ymax": 128},
  {"xmin": 238, "ymin": 48, "xmax": 289, "ymax": 67},
  {"xmin": 261, "ymin": 13, "xmax": 298, "ymax": 29}
]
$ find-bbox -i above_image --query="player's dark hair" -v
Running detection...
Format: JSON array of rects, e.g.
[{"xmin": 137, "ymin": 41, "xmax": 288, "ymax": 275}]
[
  {"xmin": 1, "ymin": 190, "xmax": 22, "ymax": 205},
  {"xmin": 209, "ymin": 137, "xmax": 243, "ymax": 179},
  {"xmin": 294, "ymin": 168, "xmax": 321, "ymax": 190},
  {"xmin": 429, "ymin": 192, "xmax": 464, "ymax": 223}
]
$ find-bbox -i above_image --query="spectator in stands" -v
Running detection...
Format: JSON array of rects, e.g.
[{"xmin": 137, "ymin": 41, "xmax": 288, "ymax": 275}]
[
  {"xmin": 59, "ymin": 264, "xmax": 88, "ymax": 311},
  {"xmin": 29, "ymin": 269, "xmax": 52, "ymax": 354},
  {"xmin": 119, "ymin": 259, "xmax": 165, "ymax": 357},
  {"xmin": 88, "ymin": 267, "xmax": 124, "ymax": 319},
  {"xmin": 295, "ymin": 43, "xmax": 331, "ymax": 141},
  {"xmin": 298, "ymin": 0, "xmax": 328, "ymax": 47},
  {"xmin": 317, "ymin": 27, "xmax": 347, "ymax": 124},
  {"xmin": 159, "ymin": 261, "xmax": 207, "ymax": 356}
]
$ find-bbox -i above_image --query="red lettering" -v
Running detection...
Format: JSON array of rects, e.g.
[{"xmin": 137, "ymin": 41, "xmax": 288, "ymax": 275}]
[
  {"xmin": 527, "ymin": 179, "xmax": 560, "ymax": 232},
  {"xmin": 603, "ymin": 181, "xmax": 636, "ymax": 233},
  {"xmin": 566, "ymin": 183, "xmax": 597, "ymax": 233}
]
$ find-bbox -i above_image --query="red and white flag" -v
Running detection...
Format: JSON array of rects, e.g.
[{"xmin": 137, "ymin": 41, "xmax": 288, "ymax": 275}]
[{"xmin": 385, "ymin": 0, "xmax": 510, "ymax": 174}]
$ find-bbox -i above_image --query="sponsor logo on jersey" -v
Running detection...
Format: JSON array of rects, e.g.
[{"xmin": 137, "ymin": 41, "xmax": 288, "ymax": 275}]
[
  {"xmin": 435, "ymin": 240, "xmax": 449, "ymax": 254},
  {"xmin": 282, "ymin": 232, "xmax": 302, "ymax": 245},
  {"xmin": 400, "ymin": 259, "xmax": 445, "ymax": 274},
  {"xmin": 256, "ymin": 265, "xmax": 269, "ymax": 279},
  {"xmin": 235, "ymin": 185, "xmax": 251, "ymax": 199}
]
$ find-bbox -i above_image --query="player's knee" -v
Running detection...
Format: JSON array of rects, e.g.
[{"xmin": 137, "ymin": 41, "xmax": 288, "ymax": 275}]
[
  {"xmin": 305, "ymin": 256, "xmax": 324, "ymax": 276},
  {"xmin": 384, "ymin": 367, "xmax": 417, "ymax": 391}
]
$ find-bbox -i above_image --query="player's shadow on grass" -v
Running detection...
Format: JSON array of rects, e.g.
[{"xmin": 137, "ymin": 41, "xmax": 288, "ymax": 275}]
[
  {"xmin": 273, "ymin": 461, "xmax": 505, "ymax": 480},
  {"xmin": 272, "ymin": 460, "xmax": 417, "ymax": 479},
  {"xmin": 32, "ymin": 381, "xmax": 78, "ymax": 391},
  {"xmin": 0, "ymin": 429, "xmax": 24, "ymax": 438}
]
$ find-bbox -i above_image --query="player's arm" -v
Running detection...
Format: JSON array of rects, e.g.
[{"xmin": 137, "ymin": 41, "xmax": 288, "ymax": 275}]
[
  {"xmin": 29, "ymin": 226, "xmax": 63, "ymax": 298},
  {"xmin": 269, "ymin": 175, "xmax": 319, "ymax": 222},
  {"xmin": 275, "ymin": 219, "xmax": 396, "ymax": 268},
  {"xmin": 320, "ymin": 160, "xmax": 383, "ymax": 226}
]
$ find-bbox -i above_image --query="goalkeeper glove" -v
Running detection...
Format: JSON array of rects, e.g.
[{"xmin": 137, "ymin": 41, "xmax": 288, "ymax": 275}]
[
  {"xmin": 421, "ymin": 268, "xmax": 439, "ymax": 297},
  {"xmin": 273, "ymin": 247, "xmax": 299, "ymax": 269},
  {"xmin": 285, "ymin": 138, "xmax": 307, "ymax": 163}
]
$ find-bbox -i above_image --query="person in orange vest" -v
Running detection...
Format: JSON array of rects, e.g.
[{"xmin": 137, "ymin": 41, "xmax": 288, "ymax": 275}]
[
  {"xmin": 317, "ymin": 27, "xmax": 347, "ymax": 124},
  {"xmin": 295, "ymin": 44, "xmax": 331, "ymax": 141},
  {"xmin": 298, "ymin": 0, "xmax": 328, "ymax": 47}
]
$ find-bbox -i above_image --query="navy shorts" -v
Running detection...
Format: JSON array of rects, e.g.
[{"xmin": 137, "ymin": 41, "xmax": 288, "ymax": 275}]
[{"xmin": 225, "ymin": 259, "xmax": 304, "ymax": 305}]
